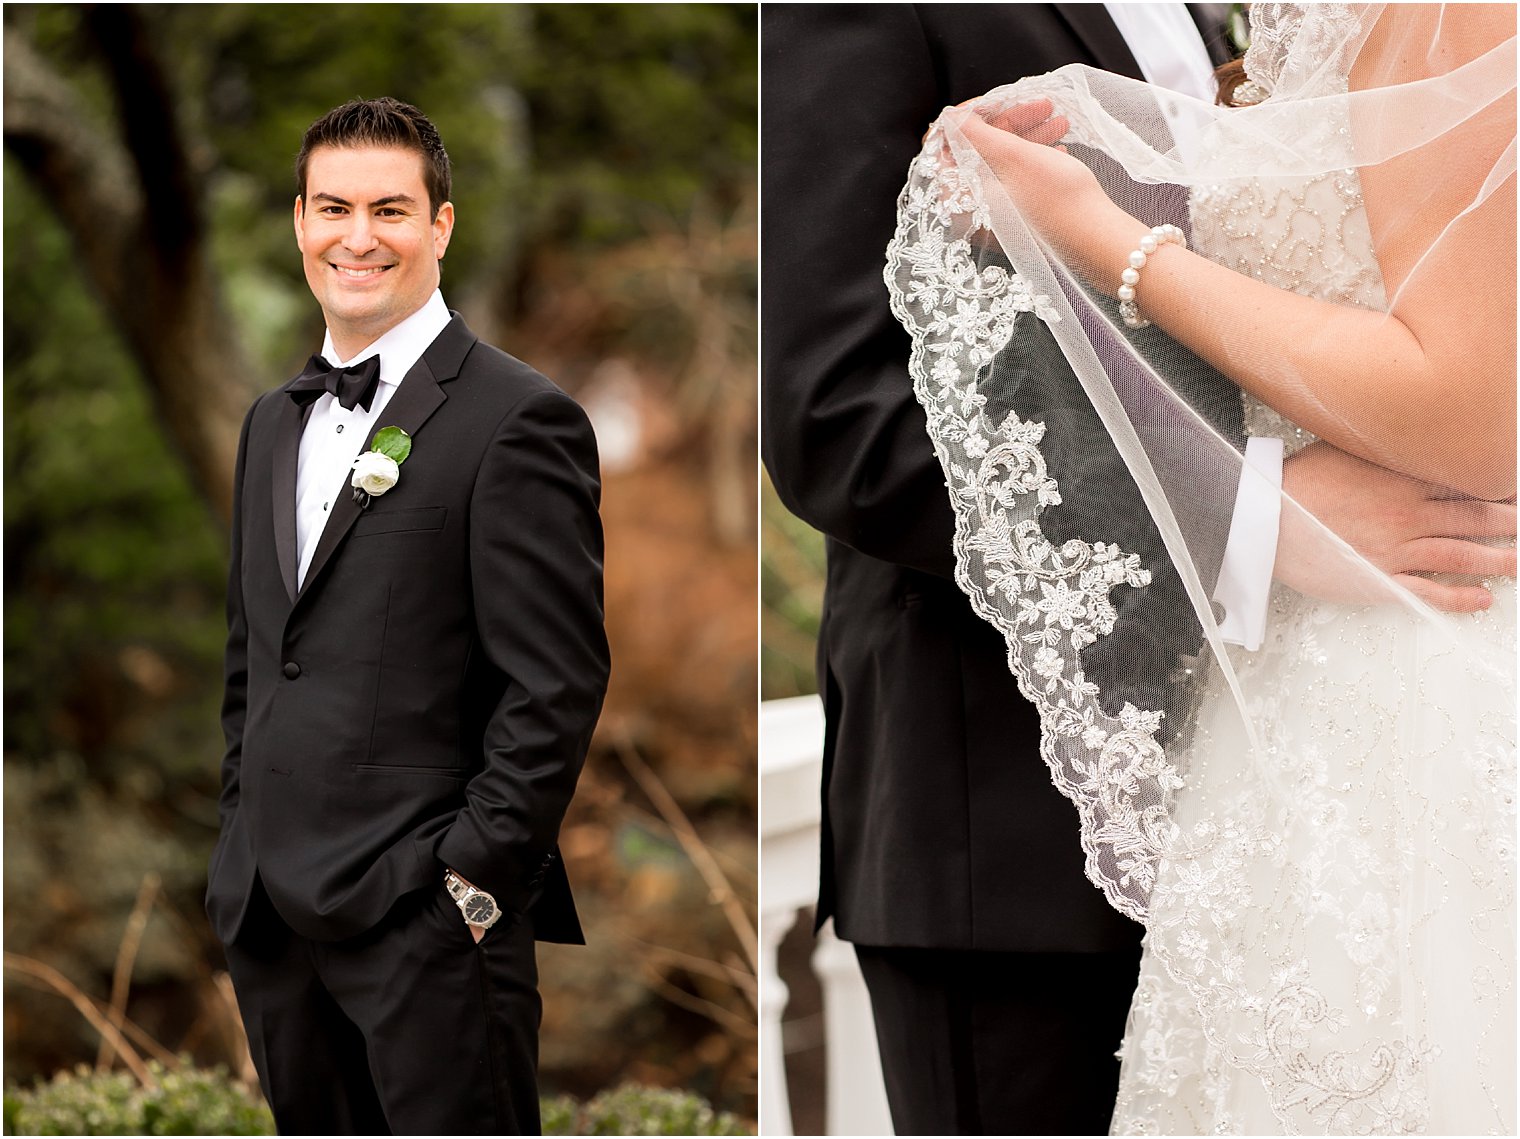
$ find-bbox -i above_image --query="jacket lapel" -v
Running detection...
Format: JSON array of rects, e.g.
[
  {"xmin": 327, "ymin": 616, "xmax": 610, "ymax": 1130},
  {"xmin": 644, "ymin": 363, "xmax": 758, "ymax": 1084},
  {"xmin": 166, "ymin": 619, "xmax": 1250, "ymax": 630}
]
[
  {"xmin": 293, "ymin": 314, "xmax": 477, "ymax": 607},
  {"xmin": 271, "ymin": 391, "xmax": 305, "ymax": 603},
  {"xmin": 1053, "ymin": 4, "xmax": 1144, "ymax": 80}
]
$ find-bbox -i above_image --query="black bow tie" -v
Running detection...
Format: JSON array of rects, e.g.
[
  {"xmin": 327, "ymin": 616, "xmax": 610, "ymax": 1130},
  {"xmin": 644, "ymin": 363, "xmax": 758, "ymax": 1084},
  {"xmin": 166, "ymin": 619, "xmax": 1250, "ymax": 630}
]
[{"xmin": 288, "ymin": 354, "xmax": 382, "ymax": 412}]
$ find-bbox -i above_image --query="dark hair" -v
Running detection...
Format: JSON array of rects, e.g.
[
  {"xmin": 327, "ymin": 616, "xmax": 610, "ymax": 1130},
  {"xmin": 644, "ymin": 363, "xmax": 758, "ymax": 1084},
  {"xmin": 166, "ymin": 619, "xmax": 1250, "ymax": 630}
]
[{"xmin": 296, "ymin": 97, "xmax": 452, "ymax": 218}]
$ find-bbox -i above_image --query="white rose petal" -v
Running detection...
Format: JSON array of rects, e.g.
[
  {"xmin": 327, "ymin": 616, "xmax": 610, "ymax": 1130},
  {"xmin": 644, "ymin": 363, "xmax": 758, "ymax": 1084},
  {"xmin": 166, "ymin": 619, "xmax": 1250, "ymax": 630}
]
[{"xmin": 351, "ymin": 451, "xmax": 400, "ymax": 496}]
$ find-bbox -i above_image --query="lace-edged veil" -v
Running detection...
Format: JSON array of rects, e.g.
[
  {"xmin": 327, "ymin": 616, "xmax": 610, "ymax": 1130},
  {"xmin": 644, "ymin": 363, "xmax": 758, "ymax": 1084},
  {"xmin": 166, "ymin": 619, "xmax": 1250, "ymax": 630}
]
[{"xmin": 885, "ymin": 4, "xmax": 1515, "ymax": 1131}]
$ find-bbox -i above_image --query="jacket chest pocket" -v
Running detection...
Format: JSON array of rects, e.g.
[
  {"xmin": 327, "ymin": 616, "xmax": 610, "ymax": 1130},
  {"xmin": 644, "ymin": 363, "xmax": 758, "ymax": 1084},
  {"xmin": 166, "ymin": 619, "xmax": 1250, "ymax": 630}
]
[{"xmin": 350, "ymin": 506, "xmax": 447, "ymax": 538}]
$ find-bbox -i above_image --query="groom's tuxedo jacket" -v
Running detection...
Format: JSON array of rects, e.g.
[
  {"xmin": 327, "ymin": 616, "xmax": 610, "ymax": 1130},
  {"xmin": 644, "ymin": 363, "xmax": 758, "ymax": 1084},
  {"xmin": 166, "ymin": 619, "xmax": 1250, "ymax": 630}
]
[
  {"xmin": 206, "ymin": 314, "xmax": 609, "ymax": 947},
  {"xmin": 763, "ymin": 5, "xmax": 1235, "ymax": 953}
]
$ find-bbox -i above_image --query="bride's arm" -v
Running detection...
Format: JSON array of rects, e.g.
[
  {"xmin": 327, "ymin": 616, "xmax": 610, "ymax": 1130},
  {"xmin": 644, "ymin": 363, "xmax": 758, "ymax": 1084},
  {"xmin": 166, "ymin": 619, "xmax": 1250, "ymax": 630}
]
[{"xmin": 959, "ymin": 11, "xmax": 1517, "ymax": 501}]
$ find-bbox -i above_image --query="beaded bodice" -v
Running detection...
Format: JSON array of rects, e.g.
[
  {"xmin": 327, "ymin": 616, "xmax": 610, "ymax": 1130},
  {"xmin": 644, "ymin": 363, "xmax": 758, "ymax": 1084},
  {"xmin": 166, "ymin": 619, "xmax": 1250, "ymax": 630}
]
[{"xmin": 1188, "ymin": 4, "xmax": 1386, "ymax": 456}]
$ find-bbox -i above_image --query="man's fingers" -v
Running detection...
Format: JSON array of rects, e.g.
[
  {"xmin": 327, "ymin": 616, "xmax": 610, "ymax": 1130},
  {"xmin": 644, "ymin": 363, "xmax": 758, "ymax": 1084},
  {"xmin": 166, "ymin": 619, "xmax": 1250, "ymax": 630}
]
[
  {"xmin": 1392, "ymin": 573, "xmax": 1494, "ymax": 613},
  {"xmin": 961, "ymin": 113, "xmax": 1063, "ymax": 170},
  {"xmin": 960, "ymin": 114, "xmax": 1026, "ymax": 162},
  {"xmin": 1401, "ymin": 537, "xmax": 1517, "ymax": 578},
  {"xmin": 981, "ymin": 105, "xmax": 1069, "ymax": 145},
  {"xmin": 1017, "ymin": 115, "xmax": 1070, "ymax": 146},
  {"xmin": 1425, "ymin": 497, "xmax": 1517, "ymax": 538},
  {"xmin": 983, "ymin": 99, "xmax": 1055, "ymax": 133}
]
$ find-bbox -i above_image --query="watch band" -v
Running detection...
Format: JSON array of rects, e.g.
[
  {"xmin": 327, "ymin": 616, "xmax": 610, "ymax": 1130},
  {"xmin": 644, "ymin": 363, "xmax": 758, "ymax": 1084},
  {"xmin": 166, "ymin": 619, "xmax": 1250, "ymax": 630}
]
[{"xmin": 444, "ymin": 868, "xmax": 470, "ymax": 903}]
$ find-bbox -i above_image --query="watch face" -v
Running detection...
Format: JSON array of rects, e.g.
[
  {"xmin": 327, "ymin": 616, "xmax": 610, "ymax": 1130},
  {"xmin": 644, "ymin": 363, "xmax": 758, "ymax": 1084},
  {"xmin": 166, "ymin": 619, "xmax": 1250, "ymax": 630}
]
[{"xmin": 462, "ymin": 892, "xmax": 498, "ymax": 925}]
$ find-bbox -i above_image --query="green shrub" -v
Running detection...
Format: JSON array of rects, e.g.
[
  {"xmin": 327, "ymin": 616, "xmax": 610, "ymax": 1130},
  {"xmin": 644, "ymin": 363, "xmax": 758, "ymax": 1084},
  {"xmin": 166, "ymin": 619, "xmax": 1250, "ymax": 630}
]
[
  {"xmin": 541, "ymin": 1092, "xmax": 582, "ymax": 1134},
  {"xmin": 5, "ymin": 1063, "xmax": 274, "ymax": 1136},
  {"xmin": 7, "ymin": 1066, "xmax": 751, "ymax": 1136},
  {"xmin": 548, "ymin": 1082, "xmax": 750, "ymax": 1136}
]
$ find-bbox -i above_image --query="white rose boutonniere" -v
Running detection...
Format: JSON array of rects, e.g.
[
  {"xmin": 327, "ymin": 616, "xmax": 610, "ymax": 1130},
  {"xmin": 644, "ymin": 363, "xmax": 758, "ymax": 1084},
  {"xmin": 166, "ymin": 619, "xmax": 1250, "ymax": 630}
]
[{"xmin": 351, "ymin": 426, "xmax": 412, "ymax": 508}]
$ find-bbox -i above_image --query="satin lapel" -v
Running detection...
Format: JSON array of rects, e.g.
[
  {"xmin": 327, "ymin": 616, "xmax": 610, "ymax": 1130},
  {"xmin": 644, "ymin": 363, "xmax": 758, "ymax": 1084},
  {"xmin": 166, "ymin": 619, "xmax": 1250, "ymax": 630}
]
[
  {"xmin": 293, "ymin": 315, "xmax": 476, "ymax": 607},
  {"xmin": 1053, "ymin": 5, "xmax": 1144, "ymax": 80},
  {"xmin": 271, "ymin": 395, "xmax": 304, "ymax": 603}
]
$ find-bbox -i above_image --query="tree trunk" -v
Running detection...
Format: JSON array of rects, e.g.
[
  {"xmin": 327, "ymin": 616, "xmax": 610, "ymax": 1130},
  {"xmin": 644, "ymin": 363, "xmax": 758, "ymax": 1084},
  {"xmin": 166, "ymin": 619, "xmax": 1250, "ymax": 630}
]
[{"xmin": 4, "ymin": 11, "xmax": 257, "ymax": 528}]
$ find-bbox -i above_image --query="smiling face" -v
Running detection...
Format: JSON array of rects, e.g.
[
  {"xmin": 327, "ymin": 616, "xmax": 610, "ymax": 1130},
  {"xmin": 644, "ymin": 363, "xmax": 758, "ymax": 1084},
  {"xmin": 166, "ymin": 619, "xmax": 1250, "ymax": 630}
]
[{"xmin": 294, "ymin": 145, "xmax": 454, "ymax": 360}]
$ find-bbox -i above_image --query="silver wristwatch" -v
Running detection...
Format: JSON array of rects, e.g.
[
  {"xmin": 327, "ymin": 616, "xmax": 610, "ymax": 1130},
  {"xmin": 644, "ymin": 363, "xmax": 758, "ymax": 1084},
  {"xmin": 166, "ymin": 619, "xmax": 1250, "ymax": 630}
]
[{"xmin": 444, "ymin": 869, "xmax": 502, "ymax": 930}]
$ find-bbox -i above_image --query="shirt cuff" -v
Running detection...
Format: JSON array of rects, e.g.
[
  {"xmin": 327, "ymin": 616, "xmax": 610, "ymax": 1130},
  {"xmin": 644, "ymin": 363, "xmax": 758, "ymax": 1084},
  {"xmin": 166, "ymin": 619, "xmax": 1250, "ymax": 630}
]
[{"xmin": 1212, "ymin": 437, "xmax": 1285, "ymax": 652}]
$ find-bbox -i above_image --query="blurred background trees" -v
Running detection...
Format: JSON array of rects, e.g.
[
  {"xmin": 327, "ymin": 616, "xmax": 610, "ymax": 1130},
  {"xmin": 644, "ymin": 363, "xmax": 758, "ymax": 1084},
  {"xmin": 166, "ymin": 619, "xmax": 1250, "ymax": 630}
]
[
  {"xmin": 4, "ymin": 1, "xmax": 757, "ymax": 1122},
  {"xmin": 760, "ymin": 477, "xmax": 823, "ymax": 700}
]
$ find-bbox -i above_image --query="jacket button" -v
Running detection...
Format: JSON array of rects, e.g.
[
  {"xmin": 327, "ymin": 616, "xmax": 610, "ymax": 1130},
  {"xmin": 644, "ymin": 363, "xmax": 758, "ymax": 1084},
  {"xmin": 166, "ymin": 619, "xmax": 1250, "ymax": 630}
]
[{"xmin": 282, "ymin": 661, "xmax": 301, "ymax": 679}]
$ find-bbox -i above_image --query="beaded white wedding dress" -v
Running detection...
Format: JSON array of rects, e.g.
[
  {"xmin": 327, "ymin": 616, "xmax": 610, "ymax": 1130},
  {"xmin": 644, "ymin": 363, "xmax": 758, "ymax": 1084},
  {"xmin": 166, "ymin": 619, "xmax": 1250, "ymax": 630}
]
[
  {"xmin": 885, "ymin": 4, "xmax": 1516, "ymax": 1134},
  {"xmin": 1111, "ymin": 11, "xmax": 1516, "ymax": 1132},
  {"xmin": 1113, "ymin": 556, "xmax": 1515, "ymax": 1133},
  {"xmin": 1112, "ymin": 187, "xmax": 1517, "ymax": 1134}
]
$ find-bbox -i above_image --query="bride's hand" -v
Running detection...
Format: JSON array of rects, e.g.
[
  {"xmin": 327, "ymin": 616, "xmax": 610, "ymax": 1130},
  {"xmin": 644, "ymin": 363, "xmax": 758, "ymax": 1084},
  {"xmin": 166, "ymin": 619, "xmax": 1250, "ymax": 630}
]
[{"xmin": 954, "ymin": 99, "xmax": 1138, "ymax": 280}]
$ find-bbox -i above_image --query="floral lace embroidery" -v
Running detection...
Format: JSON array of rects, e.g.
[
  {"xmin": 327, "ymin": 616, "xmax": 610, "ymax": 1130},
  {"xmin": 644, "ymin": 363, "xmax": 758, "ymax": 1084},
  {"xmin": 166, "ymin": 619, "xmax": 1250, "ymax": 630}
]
[
  {"xmin": 886, "ymin": 137, "xmax": 1177, "ymax": 923},
  {"xmin": 1243, "ymin": 4, "xmax": 1363, "ymax": 100}
]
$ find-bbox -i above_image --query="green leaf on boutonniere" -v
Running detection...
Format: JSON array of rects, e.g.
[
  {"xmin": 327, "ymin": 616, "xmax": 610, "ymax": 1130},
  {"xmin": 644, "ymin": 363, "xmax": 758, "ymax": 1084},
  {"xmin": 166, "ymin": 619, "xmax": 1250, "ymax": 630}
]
[
  {"xmin": 1227, "ymin": 2, "xmax": 1251, "ymax": 55},
  {"xmin": 372, "ymin": 426, "xmax": 412, "ymax": 464}
]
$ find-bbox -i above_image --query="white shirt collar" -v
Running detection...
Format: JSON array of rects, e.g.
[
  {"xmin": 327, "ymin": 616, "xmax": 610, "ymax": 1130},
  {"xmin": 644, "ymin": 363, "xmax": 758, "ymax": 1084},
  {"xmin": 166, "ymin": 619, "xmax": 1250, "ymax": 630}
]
[{"xmin": 320, "ymin": 289, "xmax": 453, "ymax": 389}]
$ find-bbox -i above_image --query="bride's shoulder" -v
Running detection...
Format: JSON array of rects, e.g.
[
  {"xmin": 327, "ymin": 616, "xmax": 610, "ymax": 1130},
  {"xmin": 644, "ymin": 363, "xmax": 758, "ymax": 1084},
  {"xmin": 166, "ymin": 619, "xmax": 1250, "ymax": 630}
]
[
  {"xmin": 1426, "ymin": 3, "xmax": 1515, "ymax": 49},
  {"xmin": 1358, "ymin": 4, "xmax": 1514, "ymax": 87}
]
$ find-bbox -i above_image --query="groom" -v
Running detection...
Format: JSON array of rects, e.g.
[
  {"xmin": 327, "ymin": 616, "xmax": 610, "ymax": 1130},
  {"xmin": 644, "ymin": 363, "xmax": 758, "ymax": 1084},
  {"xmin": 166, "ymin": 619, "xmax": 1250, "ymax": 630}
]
[
  {"xmin": 205, "ymin": 98, "xmax": 609, "ymax": 1135},
  {"xmin": 764, "ymin": 6, "xmax": 1514, "ymax": 1135}
]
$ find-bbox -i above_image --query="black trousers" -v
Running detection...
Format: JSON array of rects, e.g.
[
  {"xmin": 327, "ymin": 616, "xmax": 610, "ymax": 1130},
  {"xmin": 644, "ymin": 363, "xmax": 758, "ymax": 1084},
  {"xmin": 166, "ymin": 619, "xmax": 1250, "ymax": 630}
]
[
  {"xmin": 854, "ymin": 944, "xmax": 1143, "ymax": 1136},
  {"xmin": 224, "ymin": 875, "xmax": 541, "ymax": 1135}
]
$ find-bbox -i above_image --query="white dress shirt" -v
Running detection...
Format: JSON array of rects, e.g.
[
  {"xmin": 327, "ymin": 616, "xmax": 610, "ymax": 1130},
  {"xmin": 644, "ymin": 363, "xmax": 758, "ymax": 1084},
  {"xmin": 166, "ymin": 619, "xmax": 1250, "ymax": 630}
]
[
  {"xmin": 294, "ymin": 289, "xmax": 452, "ymax": 588},
  {"xmin": 1104, "ymin": 4, "xmax": 1221, "ymax": 107},
  {"xmin": 1103, "ymin": 3, "xmax": 1280, "ymax": 648}
]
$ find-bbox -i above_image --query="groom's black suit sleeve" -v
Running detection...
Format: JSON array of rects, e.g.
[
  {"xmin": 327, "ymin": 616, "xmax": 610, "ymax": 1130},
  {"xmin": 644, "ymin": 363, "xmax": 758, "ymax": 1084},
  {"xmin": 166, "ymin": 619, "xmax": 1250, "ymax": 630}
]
[
  {"xmin": 762, "ymin": 6, "xmax": 960, "ymax": 577},
  {"xmin": 435, "ymin": 390, "xmax": 608, "ymax": 907},
  {"xmin": 218, "ymin": 404, "xmax": 253, "ymax": 833}
]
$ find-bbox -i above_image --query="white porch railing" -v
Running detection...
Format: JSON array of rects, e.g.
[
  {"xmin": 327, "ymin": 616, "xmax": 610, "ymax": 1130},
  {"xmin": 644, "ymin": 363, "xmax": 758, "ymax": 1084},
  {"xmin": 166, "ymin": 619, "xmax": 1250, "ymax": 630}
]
[{"xmin": 760, "ymin": 696, "xmax": 893, "ymax": 1137}]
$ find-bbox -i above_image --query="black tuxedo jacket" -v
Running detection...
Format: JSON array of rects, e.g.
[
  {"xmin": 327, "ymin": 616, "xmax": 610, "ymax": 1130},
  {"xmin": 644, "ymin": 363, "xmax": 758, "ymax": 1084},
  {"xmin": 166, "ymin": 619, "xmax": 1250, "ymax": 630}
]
[
  {"xmin": 206, "ymin": 314, "xmax": 609, "ymax": 947},
  {"xmin": 762, "ymin": 4, "xmax": 1234, "ymax": 953}
]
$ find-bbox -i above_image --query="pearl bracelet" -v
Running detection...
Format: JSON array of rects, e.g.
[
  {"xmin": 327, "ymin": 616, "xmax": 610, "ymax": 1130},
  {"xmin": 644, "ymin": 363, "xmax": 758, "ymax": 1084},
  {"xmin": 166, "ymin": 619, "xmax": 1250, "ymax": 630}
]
[{"xmin": 1117, "ymin": 224, "xmax": 1187, "ymax": 330}]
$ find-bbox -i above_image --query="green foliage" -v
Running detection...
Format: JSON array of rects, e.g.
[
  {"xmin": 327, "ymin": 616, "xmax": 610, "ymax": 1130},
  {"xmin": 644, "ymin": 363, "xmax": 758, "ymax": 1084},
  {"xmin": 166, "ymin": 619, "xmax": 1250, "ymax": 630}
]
[
  {"xmin": 3, "ymin": 160, "xmax": 228, "ymax": 773},
  {"xmin": 540, "ymin": 1092, "xmax": 580, "ymax": 1135},
  {"xmin": 4, "ymin": 162, "xmax": 225, "ymax": 1073},
  {"xmin": 760, "ymin": 474, "xmax": 826, "ymax": 699},
  {"xmin": 6, "ymin": 1069, "xmax": 749, "ymax": 1137},
  {"xmin": 5, "ymin": 1063, "xmax": 274, "ymax": 1136},
  {"xmin": 513, "ymin": 5, "xmax": 758, "ymax": 245},
  {"xmin": 543, "ymin": 1082, "xmax": 751, "ymax": 1136}
]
